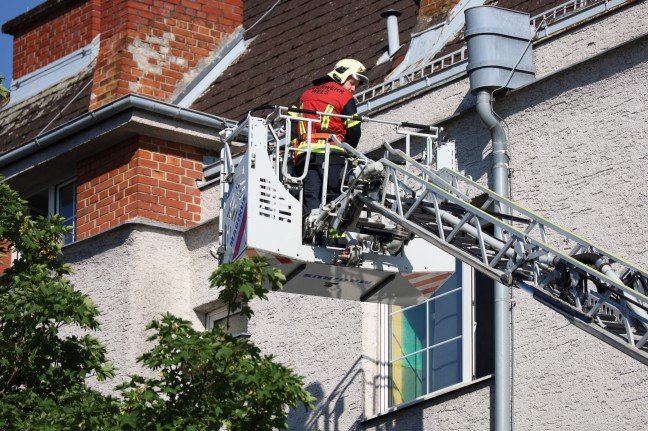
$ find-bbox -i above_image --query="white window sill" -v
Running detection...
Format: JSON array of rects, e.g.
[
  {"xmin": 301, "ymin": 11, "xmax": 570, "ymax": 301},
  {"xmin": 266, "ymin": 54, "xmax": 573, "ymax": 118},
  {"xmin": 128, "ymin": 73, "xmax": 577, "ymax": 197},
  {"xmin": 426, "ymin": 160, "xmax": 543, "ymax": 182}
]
[{"xmin": 362, "ymin": 374, "xmax": 493, "ymax": 423}]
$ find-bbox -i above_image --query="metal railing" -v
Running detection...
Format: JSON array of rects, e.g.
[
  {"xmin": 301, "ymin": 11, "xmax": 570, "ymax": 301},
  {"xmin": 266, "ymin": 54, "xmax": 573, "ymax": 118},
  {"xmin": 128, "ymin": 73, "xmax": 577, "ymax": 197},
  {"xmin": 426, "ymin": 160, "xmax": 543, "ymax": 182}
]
[
  {"xmin": 530, "ymin": 0, "xmax": 602, "ymax": 28},
  {"xmin": 356, "ymin": 0, "xmax": 628, "ymax": 107},
  {"xmin": 333, "ymin": 141, "xmax": 648, "ymax": 363},
  {"xmin": 355, "ymin": 47, "xmax": 468, "ymax": 104}
]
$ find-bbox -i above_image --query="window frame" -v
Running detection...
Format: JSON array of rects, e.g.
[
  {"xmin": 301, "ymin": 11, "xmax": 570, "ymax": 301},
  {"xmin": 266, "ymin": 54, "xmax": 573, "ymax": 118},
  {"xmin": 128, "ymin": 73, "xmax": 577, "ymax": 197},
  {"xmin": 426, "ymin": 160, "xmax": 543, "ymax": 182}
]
[
  {"xmin": 380, "ymin": 261, "xmax": 476, "ymax": 410},
  {"xmin": 205, "ymin": 306, "xmax": 250, "ymax": 338},
  {"xmin": 55, "ymin": 178, "xmax": 77, "ymax": 245},
  {"xmin": 25, "ymin": 177, "xmax": 77, "ymax": 245}
]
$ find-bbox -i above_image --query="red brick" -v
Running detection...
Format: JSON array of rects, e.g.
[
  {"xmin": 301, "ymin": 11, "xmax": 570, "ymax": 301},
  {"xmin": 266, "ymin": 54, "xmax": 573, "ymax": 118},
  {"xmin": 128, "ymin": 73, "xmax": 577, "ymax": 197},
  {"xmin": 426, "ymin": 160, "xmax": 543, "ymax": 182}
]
[
  {"xmin": 180, "ymin": 176, "xmax": 197, "ymax": 187},
  {"xmin": 160, "ymin": 197, "xmax": 185, "ymax": 210},
  {"xmin": 178, "ymin": 209, "xmax": 194, "ymax": 220},
  {"xmin": 138, "ymin": 175, "xmax": 159, "ymax": 187},
  {"xmin": 187, "ymin": 203, "xmax": 201, "ymax": 213},
  {"xmin": 159, "ymin": 180, "xmax": 185, "ymax": 193},
  {"xmin": 185, "ymin": 186, "xmax": 201, "ymax": 197},
  {"xmin": 177, "ymin": 193, "xmax": 193, "ymax": 203}
]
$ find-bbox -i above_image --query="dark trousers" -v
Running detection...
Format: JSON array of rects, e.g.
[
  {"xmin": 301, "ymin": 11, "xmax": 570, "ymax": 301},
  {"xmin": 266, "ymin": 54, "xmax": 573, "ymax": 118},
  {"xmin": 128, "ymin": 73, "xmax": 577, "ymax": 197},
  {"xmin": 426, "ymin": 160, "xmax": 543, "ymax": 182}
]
[{"xmin": 294, "ymin": 154, "xmax": 346, "ymax": 217}]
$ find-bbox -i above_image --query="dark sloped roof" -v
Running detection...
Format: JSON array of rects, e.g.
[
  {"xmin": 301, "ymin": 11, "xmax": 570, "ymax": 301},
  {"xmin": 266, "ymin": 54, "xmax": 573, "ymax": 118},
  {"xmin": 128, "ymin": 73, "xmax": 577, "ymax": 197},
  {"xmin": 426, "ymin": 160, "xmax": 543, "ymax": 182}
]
[
  {"xmin": 0, "ymin": 64, "xmax": 94, "ymax": 156},
  {"xmin": 191, "ymin": 0, "xmax": 420, "ymax": 120},
  {"xmin": 195, "ymin": 0, "xmax": 616, "ymax": 121},
  {"xmin": 0, "ymin": 0, "xmax": 610, "ymax": 159}
]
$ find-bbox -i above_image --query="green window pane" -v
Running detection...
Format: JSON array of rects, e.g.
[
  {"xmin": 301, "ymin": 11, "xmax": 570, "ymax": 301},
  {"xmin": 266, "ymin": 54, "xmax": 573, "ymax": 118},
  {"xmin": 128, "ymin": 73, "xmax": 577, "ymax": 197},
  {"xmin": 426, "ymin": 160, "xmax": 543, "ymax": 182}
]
[
  {"xmin": 391, "ymin": 303, "xmax": 426, "ymax": 359},
  {"xmin": 391, "ymin": 351, "xmax": 426, "ymax": 405}
]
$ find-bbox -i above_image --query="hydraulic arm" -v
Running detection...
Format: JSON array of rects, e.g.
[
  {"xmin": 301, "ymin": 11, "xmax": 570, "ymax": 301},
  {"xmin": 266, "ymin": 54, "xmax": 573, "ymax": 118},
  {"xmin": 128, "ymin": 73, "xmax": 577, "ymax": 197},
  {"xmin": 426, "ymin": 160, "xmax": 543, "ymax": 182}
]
[
  {"xmin": 324, "ymin": 139, "xmax": 648, "ymax": 363},
  {"xmin": 218, "ymin": 108, "xmax": 648, "ymax": 363}
]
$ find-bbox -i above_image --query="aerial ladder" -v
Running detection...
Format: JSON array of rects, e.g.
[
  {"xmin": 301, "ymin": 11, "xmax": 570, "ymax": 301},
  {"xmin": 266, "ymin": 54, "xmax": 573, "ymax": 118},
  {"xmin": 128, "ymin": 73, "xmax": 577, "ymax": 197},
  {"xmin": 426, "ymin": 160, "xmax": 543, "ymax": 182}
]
[{"xmin": 216, "ymin": 107, "xmax": 648, "ymax": 364}]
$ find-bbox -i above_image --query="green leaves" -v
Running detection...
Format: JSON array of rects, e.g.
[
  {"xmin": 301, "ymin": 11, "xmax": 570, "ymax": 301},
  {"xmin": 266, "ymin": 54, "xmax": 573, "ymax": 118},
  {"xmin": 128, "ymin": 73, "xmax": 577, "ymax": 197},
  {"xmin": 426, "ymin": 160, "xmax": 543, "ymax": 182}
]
[
  {"xmin": 0, "ymin": 178, "xmax": 314, "ymax": 430},
  {"xmin": 119, "ymin": 313, "xmax": 314, "ymax": 431},
  {"xmin": 119, "ymin": 258, "xmax": 313, "ymax": 431},
  {"xmin": 209, "ymin": 255, "xmax": 286, "ymax": 320},
  {"xmin": 0, "ymin": 178, "xmax": 119, "ymax": 430},
  {"xmin": 0, "ymin": 75, "xmax": 7, "ymax": 100}
]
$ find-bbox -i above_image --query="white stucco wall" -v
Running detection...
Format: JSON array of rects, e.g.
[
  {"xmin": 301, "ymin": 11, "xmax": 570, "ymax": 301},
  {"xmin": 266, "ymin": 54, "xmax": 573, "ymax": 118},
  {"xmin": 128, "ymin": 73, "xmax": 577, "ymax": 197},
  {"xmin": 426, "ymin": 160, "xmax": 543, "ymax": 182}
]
[
  {"xmin": 249, "ymin": 294, "xmax": 369, "ymax": 430},
  {"xmin": 63, "ymin": 223, "xmax": 203, "ymax": 391},
  {"xmin": 361, "ymin": 7, "xmax": 648, "ymax": 431}
]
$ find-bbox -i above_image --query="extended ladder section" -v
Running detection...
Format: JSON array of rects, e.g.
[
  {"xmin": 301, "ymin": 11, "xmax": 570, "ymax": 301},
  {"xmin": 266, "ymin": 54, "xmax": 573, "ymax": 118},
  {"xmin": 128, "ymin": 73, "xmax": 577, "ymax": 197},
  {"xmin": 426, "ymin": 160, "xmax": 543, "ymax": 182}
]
[
  {"xmin": 218, "ymin": 108, "xmax": 648, "ymax": 364},
  {"xmin": 330, "ymin": 140, "xmax": 648, "ymax": 364}
]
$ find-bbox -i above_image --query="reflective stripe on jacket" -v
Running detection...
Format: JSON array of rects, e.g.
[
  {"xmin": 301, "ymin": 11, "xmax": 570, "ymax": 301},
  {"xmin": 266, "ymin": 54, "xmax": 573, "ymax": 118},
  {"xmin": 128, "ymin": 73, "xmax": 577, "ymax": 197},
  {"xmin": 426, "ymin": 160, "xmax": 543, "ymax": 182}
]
[{"xmin": 294, "ymin": 132, "xmax": 346, "ymax": 156}]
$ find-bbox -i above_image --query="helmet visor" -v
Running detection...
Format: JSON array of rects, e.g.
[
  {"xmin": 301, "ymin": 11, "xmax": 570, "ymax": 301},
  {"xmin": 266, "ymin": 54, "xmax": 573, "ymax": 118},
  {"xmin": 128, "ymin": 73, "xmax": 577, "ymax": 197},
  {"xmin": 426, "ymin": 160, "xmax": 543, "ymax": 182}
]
[{"xmin": 351, "ymin": 72, "xmax": 368, "ymax": 83}]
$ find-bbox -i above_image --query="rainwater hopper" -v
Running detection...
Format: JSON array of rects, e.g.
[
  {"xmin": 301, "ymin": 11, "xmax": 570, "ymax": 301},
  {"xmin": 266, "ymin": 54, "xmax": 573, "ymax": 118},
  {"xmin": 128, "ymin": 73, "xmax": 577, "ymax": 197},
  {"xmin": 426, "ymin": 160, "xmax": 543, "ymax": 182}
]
[{"xmin": 464, "ymin": 6, "xmax": 535, "ymax": 94}]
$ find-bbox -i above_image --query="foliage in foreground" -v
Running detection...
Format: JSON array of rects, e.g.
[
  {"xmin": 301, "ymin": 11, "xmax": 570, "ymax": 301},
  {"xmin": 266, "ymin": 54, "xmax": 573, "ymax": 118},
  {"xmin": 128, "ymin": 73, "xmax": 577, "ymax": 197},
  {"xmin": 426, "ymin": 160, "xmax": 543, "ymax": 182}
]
[
  {"xmin": 0, "ymin": 75, "xmax": 7, "ymax": 99},
  {"xmin": 0, "ymin": 179, "xmax": 314, "ymax": 430},
  {"xmin": 118, "ymin": 257, "xmax": 315, "ymax": 430},
  {"xmin": 0, "ymin": 179, "xmax": 119, "ymax": 429}
]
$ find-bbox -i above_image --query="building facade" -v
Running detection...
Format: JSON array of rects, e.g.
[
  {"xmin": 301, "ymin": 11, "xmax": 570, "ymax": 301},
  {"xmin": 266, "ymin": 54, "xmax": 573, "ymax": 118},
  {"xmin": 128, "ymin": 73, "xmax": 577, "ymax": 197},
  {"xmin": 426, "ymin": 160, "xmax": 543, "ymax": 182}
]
[{"xmin": 1, "ymin": 0, "xmax": 647, "ymax": 429}]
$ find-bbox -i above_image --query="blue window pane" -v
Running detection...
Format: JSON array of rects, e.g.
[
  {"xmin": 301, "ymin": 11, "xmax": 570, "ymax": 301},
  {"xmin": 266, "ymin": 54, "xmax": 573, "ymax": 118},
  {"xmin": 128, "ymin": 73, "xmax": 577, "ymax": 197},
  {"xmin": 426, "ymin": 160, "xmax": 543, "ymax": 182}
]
[
  {"xmin": 57, "ymin": 183, "xmax": 76, "ymax": 222},
  {"xmin": 391, "ymin": 351, "xmax": 427, "ymax": 405},
  {"xmin": 428, "ymin": 290, "xmax": 462, "ymax": 346},
  {"xmin": 391, "ymin": 303, "xmax": 426, "ymax": 358},
  {"xmin": 57, "ymin": 182, "xmax": 76, "ymax": 245},
  {"xmin": 389, "ymin": 261, "xmax": 466, "ymax": 407},
  {"xmin": 429, "ymin": 338, "xmax": 462, "ymax": 392}
]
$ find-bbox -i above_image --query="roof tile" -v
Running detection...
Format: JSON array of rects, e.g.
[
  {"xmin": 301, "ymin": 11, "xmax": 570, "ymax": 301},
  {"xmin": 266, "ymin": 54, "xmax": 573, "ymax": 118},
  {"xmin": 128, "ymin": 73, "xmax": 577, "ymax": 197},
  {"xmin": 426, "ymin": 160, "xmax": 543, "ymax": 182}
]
[
  {"xmin": 191, "ymin": 0, "xmax": 420, "ymax": 119},
  {"xmin": 0, "ymin": 65, "xmax": 94, "ymax": 156}
]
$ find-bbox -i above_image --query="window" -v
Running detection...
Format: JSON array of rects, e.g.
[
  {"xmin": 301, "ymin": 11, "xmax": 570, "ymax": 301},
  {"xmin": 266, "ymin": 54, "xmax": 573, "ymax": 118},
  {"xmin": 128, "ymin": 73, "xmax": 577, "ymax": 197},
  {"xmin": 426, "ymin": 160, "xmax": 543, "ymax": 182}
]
[
  {"xmin": 26, "ymin": 179, "xmax": 77, "ymax": 245},
  {"xmin": 206, "ymin": 307, "xmax": 249, "ymax": 337},
  {"xmin": 56, "ymin": 180, "xmax": 77, "ymax": 245},
  {"xmin": 385, "ymin": 261, "xmax": 494, "ymax": 408}
]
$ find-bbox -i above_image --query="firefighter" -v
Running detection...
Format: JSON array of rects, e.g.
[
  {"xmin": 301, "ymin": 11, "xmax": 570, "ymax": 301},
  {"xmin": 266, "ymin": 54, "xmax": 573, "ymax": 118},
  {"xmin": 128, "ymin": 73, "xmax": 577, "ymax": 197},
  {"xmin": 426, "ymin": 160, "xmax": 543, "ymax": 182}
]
[{"xmin": 289, "ymin": 59, "xmax": 368, "ymax": 219}]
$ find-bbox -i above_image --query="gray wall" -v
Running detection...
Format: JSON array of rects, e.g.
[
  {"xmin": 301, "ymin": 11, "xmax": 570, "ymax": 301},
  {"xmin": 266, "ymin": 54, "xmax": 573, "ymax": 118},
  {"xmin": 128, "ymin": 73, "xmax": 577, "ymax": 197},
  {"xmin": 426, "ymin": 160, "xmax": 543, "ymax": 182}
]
[
  {"xmin": 360, "ymin": 4, "xmax": 648, "ymax": 430},
  {"xmin": 63, "ymin": 223, "xmax": 206, "ymax": 391}
]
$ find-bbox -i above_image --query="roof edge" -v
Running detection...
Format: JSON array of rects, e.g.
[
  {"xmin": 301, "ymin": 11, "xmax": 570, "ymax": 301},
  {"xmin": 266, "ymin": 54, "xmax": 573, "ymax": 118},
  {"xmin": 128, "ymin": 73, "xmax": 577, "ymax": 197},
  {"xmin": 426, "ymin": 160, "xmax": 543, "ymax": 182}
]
[
  {"xmin": 0, "ymin": 94, "xmax": 237, "ymax": 171},
  {"xmin": 174, "ymin": 28, "xmax": 249, "ymax": 108},
  {"xmin": 362, "ymin": 30, "xmax": 648, "ymax": 157}
]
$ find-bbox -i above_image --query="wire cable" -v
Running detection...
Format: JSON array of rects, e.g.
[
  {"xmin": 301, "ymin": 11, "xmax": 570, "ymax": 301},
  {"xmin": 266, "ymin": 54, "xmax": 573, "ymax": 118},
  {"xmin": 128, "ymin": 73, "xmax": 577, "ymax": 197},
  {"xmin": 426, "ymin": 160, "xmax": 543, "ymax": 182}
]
[
  {"xmin": 245, "ymin": 0, "xmax": 282, "ymax": 34},
  {"xmin": 36, "ymin": 73, "xmax": 95, "ymax": 138}
]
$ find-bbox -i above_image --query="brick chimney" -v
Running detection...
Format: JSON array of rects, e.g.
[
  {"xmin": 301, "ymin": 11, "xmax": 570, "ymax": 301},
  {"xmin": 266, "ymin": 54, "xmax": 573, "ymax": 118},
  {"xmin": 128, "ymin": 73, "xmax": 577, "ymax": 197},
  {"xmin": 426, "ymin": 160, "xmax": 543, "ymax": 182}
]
[
  {"xmin": 416, "ymin": 0, "xmax": 461, "ymax": 31},
  {"xmin": 2, "ymin": 0, "xmax": 242, "ymax": 241},
  {"xmin": 91, "ymin": 0, "xmax": 242, "ymax": 109},
  {"xmin": 3, "ymin": 0, "xmax": 242, "ymax": 109},
  {"xmin": 3, "ymin": 0, "xmax": 101, "ymax": 81}
]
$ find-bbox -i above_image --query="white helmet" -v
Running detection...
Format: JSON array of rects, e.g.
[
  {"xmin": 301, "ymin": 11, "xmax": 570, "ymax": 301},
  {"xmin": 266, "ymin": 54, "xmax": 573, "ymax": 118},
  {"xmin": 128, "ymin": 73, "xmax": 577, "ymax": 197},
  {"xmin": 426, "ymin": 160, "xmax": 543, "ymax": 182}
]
[{"xmin": 327, "ymin": 59, "xmax": 368, "ymax": 84}]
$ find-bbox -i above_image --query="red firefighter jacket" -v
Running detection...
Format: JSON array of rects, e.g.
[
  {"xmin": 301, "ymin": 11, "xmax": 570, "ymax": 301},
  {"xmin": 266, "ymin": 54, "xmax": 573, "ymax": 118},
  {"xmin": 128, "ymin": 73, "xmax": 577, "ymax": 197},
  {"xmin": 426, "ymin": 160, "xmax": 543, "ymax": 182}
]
[{"xmin": 290, "ymin": 80, "xmax": 361, "ymax": 158}]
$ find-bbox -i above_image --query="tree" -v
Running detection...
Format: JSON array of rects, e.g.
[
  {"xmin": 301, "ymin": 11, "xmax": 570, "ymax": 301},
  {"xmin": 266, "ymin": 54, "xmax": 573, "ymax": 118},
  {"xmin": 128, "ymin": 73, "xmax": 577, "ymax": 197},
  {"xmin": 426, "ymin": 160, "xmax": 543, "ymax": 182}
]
[
  {"xmin": 0, "ymin": 177, "xmax": 315, "ymax": 430},
  {"xmin": 0, "ymin": 179, "xmax": 119, "ymax": 430},
  {"xmin": 118, "ymin": 257, "xmax": 316, "ymax": 430},
  {"xmin": 0, "ymin": 76, "xmax": 8, "ymax": 100}
]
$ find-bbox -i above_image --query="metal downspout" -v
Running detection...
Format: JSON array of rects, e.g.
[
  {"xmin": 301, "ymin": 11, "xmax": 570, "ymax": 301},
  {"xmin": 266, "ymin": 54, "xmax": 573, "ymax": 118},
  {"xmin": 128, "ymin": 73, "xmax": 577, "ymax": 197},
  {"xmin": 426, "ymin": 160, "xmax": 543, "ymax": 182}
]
[{"xmin": 476, "ymin": 89, "xmax": 511, "ymax": 431}]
